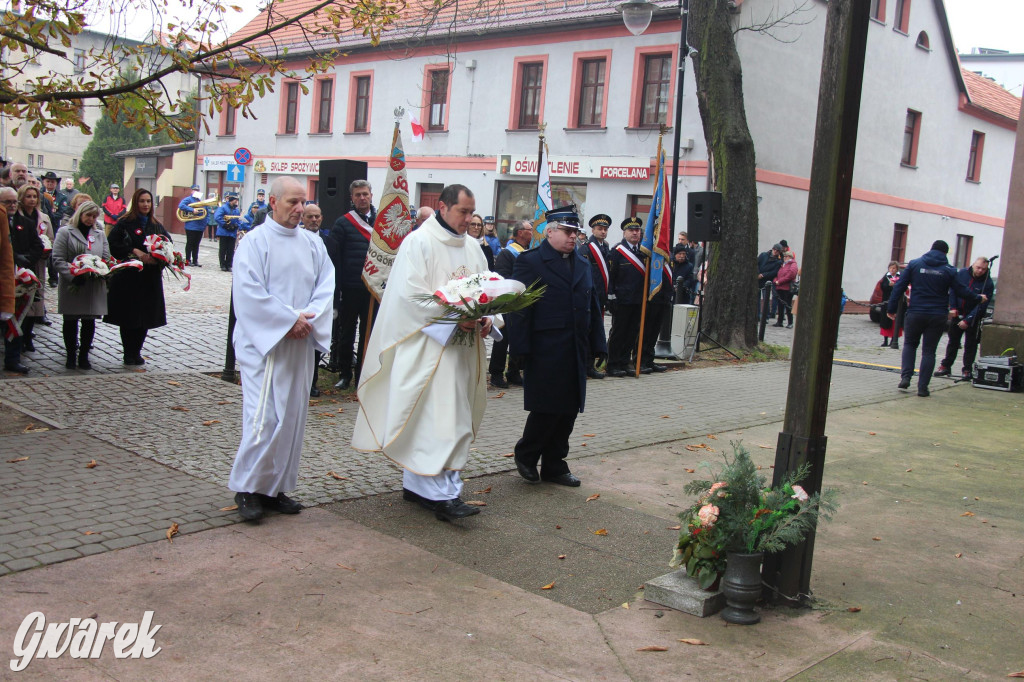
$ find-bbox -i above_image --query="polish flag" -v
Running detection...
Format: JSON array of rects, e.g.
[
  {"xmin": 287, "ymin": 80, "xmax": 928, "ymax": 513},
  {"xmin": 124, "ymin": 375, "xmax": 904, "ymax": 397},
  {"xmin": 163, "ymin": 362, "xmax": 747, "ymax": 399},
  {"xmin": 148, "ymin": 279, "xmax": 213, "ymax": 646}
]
[{"xmin": 408, "ymin": 111, "xmax": 425, "ymax": 142}]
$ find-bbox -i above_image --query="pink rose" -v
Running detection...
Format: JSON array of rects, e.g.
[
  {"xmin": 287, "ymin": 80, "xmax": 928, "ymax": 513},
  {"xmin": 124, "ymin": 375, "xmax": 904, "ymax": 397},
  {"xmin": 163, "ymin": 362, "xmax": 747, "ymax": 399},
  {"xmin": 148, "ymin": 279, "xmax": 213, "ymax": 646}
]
[{"xmin": 697, "ymin": 504, "xmax": 719, "ymax": 527}]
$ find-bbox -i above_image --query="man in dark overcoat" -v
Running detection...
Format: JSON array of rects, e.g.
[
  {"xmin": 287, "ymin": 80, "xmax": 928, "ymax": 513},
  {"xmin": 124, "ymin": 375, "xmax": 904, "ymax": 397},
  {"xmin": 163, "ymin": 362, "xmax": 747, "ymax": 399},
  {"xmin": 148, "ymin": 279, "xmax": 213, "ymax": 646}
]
[
  {"xmin": 507, "ymin": 206, "xmax": 607, "ymax": 487},
  {"xmin": 606, "ymin": 216, "xmax": 645, "ymax": 377}
]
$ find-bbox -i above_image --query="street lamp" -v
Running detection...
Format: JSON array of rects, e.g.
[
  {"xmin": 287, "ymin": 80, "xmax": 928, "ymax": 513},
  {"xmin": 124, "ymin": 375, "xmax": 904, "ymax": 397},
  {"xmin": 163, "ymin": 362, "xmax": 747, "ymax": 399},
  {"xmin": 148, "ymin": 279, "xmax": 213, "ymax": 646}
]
[{"xmin": 619, "ymin": 1, "xmax": 656, "ymax": 36}]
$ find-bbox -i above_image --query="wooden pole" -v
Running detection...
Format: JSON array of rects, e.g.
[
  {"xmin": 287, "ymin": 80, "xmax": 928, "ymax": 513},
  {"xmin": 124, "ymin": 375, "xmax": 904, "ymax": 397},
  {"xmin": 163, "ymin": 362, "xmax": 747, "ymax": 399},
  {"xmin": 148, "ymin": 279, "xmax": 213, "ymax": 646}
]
[
  {"xmin": 762, "ymin": 0, "xmax": 870, "ymax": 606},
  {"xmin": 635, "ymin": 132, "xmax": 664, "ymax": 377}
]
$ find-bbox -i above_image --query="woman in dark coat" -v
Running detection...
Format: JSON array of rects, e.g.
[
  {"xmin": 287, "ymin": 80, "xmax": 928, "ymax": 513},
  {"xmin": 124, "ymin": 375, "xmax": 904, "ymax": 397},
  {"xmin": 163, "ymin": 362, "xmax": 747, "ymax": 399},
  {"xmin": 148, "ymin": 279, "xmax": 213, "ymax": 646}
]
[
  {"xmin": 878, "ymin": 261, "xmax": 902, "ymax": 347},
  {"xmin": 104, "ymin": 188, "xmax": 171, "ymax": 365}
]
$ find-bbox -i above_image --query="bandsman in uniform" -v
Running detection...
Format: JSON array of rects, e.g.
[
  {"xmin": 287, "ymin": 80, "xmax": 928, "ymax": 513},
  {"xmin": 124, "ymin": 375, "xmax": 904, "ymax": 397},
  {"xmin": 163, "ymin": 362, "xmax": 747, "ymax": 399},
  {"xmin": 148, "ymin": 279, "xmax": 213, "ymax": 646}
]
[
  {"xmin": 508, "ymin": 205, "xmax": 607, "ymax": 487},
  {"xmin": 606, "ymin": 216, "xmax": 645, "ymax": 377},
  {"xmin": 580, "ymin": 213, "xmax": 611, "ymax": 379}
]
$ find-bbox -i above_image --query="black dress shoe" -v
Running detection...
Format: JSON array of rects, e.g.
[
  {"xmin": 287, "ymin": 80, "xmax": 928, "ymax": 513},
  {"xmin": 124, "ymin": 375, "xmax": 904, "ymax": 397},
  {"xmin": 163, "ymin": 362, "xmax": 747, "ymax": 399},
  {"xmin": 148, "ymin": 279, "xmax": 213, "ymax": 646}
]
[
  {"xmin": 4, "ymin": 363, "xmax": 29, "ymax": 374},
  {"xmin": 897, "ymin": 377, "xmax": 910, "ymax": 390},
  {"xmin": 22, "ymin": 339, "xmax": 35, "ymax": 352},
  {"xmin": 258, "ymin": 492, "xmax": 303, "ymax": 514},
  {"xmin": 608, "ymin": 369, "xmax": 627, "ymax": 378},
  {"xmin": 235, "ymin": 492, "xmax": 264, "ymax": 521},
  {"xmin": 917, "ymin": 387, "xmax": 930, "ymax": 397},
  {"xmin": 490, "ymin": 374, "xmax": 509, "ymax": 388},
  {"xmin": 334, "ymin": 377, "xmax": 352, "ymax": 390},
  {"xmin": 403, "ymin": 488, "xmax": 438, "ymax": 511},
  {"xmin": 433, "ymin": 498, "xmax": 481, "ymax": 522},
  {"xmin": 772, "ymin": 322, "xmax": 784, "ymax": 327},
  {"xmin": 514, "ymin": 454, "xmax": 540, "ymax": 482},
  {"xmin": 40, "ymin": 316, "xmax": 53, "ymax": 326},
  {"xmin": 586, "ymin": 368, "xmax": 605, "ymax": 379},
  {"xmin": 542, "ymin": 472, "xmax": 582, "ymax": 487},
  {"xmin": 310, "ymin": 386, "xmax": 321, "ymax": 397},
  {"xmin": 640, "ymin": 366, "xmax": 653, "ymax": 375},
  {"xmin": 506, "ymin": 373, "xmax": 523, "ymax": 386},
  {"xmin": 650, "ymin": 364, "xmax": 667, "ymax": 373}
]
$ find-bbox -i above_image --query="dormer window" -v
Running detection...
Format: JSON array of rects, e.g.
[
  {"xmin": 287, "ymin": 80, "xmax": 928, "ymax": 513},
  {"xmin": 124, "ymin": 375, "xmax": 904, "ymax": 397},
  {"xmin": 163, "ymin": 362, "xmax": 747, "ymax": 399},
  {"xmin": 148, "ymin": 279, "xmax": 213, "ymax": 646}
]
[{"xmin": 916, "ymin": 31, "xmax": 930, "ymax": 50}]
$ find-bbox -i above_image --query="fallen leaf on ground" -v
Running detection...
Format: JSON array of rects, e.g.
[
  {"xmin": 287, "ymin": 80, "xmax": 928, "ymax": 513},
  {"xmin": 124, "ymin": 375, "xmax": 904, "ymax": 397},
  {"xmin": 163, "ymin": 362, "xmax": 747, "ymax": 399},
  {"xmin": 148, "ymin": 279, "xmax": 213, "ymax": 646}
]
[
  {"xmin": 490, "ymin": 391, "xmax": 506, "ymax": 399},
  {"xmin": 557, "ymin": 554, "xmax": 566, "ymax": 560},
  {"xmin": 636, "ymin": 646, "xmax": 668, "ymax": 652},
  {"xmin": 201, "ymin": 420, "xmax": 221, "ymax": 426},
  {"xmin": 706, "ymin": 434, "xmax": 718, "ymax": 440},
  {"xmin": 23, "ymin": 424, "xmax": 48, "ymax": 432},
  {"xmin": 586, "ymin": 494, "xmax": 600, "ymax": 502},
  {"xmin": 872, "ymin": 537, "xmax": 881, "ymax": 541},
  {"xmin": 472, "ymin": 486, "xmax": 492, "ymax": 494},
  {"xmin": 217, "ymin": 400, "xmax": 232, "ymax": 405},
  {"xmin": 1007, "ymin": 671, "xmax": 1024, "ymax": 678},
  {"xmin": 974, "ymin": 496, "xmax": 979, "ymax": 501},
  {"xmin": 555, "ymin": 525, "xmax": 561, "ymax": 529},
  {"xmin": 167, "ymin": 380, "xmax": 182, "ymax": 386},
  {"xmin": 317, "ymin": 413, "xmax": 335, "ymax": 418},
  {"xmin": 847, "ymin": 607, "xmax": 861, "ymax": 613},
  {"xmin": 955, "ymin": 553, "xmax": 963, "ymax": 558},
  {"xmin": 622, "ymin": 602, "xmax": 629, "ymax": 609},
  {"xmin": 170, "ymin": 406, "xmax": 190, "ymax": 412},
  {"xmin": 336, "ymin": 563, "xmax": 356, "ymax": 571},
  {"xmin": 758, "ymin": 444, "xmax": 772, "ymax": 449},
  {"xmin": 906, "ymin": 468, "xmax": 913, "ymax": 472},
  {"xmin": 659, "ymin": 415, "xmax": 669, "ymax": 419},
  {"xmin": 868, "ymin": 431, "xmax": 876, "ymax": 436},
  {"xmin": 961, "ymin": 511, "xmax": 975, "ymax": 517},
  {"xmin": 678, "ymin": 638, "xmax": 708, "ymax": 645},
  {"xmin": 541, "ymin": 582, "xmax": 555, "ymax": 590},
  {"xmin": 667, "ymin": 525, "xmax": 681, "ymax": 530},
  {"xmin": 863, "ymin": 481, "xmax": 868, "ymax": 485},
  {"xmin": 85, "ymin": 460, "xmax": 97, "ymax": 468},
  {"xmin": 220, "ymin": 505, "xmax": 238, "ymax": 511},
  {"xmin": 465, "ymin": 500, "xmax": 487, "ymax": 506},
  {"xmin": 166, "ymin": 522, "xmax": 179, "ymax": 543},
  {"xmin": 583, "ymin": 434, "xmax": 595, "ymax": 437},
  {"xmin": 685, "ymin": 468, "xmax": 695, "ymax": 473},
  {"xmin": 82, "ymin": 531, "xmax": 98, "ymax": 535},
  {"xmin": 501, "ymin": 452, "xmax": 515, "ymax": 457},
  {"xmin": 327, "ymin": 471, "xmax": 348, "ymax": 480},
  {"xmin": 6, "ymin": 457, "xmax": 28, "ymax": 463},
  {"xmin": 593, "ymin": 528, "xmax": 608, "ymax": 536}
]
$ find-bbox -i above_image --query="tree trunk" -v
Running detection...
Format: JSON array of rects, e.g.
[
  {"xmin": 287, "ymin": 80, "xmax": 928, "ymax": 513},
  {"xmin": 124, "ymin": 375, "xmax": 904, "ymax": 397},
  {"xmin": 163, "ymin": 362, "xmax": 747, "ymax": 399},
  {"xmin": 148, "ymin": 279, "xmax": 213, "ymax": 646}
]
[{"xmin": 689, "ymin": 0, "xmax": 759, "ymax": 350}]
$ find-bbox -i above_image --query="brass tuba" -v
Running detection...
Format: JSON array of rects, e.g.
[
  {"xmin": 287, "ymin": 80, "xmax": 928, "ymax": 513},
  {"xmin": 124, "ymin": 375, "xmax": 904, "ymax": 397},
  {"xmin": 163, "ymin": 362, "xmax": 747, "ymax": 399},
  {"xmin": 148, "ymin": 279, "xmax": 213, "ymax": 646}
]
[{"xmin": 177, "ymin": 196, "xmax": 219, "ymax": 223}]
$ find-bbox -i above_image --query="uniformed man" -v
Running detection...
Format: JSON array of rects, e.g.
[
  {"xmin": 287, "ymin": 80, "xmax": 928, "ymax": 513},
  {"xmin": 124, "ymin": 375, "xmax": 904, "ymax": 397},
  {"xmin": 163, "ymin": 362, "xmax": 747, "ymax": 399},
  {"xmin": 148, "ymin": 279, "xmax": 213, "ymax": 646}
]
[
  {"xmin": 245, "ymin": 188, "xmax": 268, "ymax": 224},
  {"xmin": 606, "ymin": 216, "xmax": 645, "ymax": 377},
  {"xmin": 214, "ymin": 193, "xmax": 244, "ymax": 271},
  {"xmin": 489, "ymin": 219, "xmax": 532, "ymax": 388},
  {"xmin": 507, "ymin": 205, "xmax": 607, "ymax": 487},
  {"xmin": 580, "ymin": 213, "xmax": 612, "ymax": 379}
]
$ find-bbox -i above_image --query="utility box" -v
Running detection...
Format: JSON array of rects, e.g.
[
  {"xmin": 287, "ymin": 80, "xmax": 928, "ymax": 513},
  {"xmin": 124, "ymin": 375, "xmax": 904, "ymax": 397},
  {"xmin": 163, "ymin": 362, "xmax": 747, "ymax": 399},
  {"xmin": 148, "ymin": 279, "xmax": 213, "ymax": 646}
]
[{"xmin": 971, "ymin": 356, "xmax": 1023, "ymax": 392}]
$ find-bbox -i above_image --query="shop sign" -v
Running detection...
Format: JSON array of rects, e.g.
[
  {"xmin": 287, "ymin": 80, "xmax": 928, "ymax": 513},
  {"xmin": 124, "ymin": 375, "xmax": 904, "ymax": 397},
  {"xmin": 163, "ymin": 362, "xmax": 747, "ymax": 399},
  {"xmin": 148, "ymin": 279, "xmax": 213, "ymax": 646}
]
[
  {"xmin": 252, "ymin": 158, "xmax": 320, "ymax": 175},
  {"xmin": 497, "ymin": 154, "xmax": 650, "ymax": 181}
]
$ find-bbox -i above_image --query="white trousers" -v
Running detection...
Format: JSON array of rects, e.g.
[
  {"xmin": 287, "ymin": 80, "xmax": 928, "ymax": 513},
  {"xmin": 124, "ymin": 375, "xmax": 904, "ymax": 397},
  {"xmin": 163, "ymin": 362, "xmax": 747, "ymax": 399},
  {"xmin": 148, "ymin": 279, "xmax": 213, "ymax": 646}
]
[{"xmin": 403, "ymin": 469, "xmax": 463, "ymax": 501}]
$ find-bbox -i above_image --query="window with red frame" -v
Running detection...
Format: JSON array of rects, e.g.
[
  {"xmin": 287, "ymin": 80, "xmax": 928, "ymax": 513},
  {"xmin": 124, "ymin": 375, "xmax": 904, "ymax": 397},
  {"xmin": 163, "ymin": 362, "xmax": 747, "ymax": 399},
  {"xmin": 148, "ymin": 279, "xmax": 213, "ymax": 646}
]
[
  {"xmin": 577, "ymin": 58, "xmax": 606, "ymax": 128},
  {"xmin": 894, "ymin": 0, "xmax": 910, "ymax": 33},
  {"xmin": 284, "ymin": 82, "xmax": 299, "ymax": 134},
  {"xmin": 428, "ymin": 69, "xmax": 449, "ymax": 130},
  {"xmin": 353, "ymin": 76, "xmax": 371, "ymax": 132},
  {"xmin": 316, "ymin": 80, "xmax": 333, "ymax": 133},
  {"xmin": 954, "ymin": 234, "xmax": 973, "ymax": 269},
  {"xmin": 223, "ymin": 103, "xmax": 236, "ymax": 136},
  {"xmin": 640, "ymin": 54, "xmax": 671, "ymax": 128},
  {"xmin": 518, "ymin": 63, "xmax": 544, "ymax": 129},
  {"xmin": 891, "ymin": 223, "xmax": 908, "ymax": 264},
  {"xmin": 966, "ymin": 131, "xmax": 984, "ymax": 182},
  {"xmin": 901, "ymin": 109, "xmax": 920, "ymax": 166}
]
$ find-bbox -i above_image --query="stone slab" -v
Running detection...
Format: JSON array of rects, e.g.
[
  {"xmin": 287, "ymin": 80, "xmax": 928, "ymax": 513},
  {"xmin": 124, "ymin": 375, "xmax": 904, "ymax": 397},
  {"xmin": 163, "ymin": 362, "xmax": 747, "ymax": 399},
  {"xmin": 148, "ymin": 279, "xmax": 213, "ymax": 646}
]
[{"xmin": 644, "ymin": 568, "xmax": 724, "ymax": 617}]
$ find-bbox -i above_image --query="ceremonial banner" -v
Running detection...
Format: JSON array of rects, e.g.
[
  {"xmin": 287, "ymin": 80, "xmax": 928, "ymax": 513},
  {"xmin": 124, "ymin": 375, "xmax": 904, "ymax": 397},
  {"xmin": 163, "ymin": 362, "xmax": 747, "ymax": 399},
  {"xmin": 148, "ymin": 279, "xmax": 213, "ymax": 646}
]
[
  {"xmin": 641, "ymin": 150, "xmax": 672, "ymax": 300},
  {"xmin": 530, "ymin": 144, "xmax": 552, "ymax": 248},
  {"xmin": 363, "ymin": 122, "xmax": 413, "ymax": 300}
]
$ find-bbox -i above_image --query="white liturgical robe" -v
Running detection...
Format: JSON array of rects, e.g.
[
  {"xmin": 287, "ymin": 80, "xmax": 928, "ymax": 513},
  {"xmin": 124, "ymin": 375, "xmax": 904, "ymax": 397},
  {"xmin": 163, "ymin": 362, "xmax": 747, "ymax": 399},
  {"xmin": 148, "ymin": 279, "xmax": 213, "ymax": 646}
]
[
  {"xmin": 352, "ymin": 216, "xmax": 497, "ymax": 476},
  {"xmin": 228, "ymin": 218, "xmax": 335, "ymax": 496}
]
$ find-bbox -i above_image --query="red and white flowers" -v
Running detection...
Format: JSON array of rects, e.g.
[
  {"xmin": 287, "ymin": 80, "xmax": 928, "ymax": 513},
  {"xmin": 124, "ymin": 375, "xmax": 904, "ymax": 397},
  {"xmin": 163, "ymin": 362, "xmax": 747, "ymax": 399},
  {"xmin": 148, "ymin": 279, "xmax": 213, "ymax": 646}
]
[{"xmin": 68, "ymin": 254, "xmax": 112, "ymax": 278}]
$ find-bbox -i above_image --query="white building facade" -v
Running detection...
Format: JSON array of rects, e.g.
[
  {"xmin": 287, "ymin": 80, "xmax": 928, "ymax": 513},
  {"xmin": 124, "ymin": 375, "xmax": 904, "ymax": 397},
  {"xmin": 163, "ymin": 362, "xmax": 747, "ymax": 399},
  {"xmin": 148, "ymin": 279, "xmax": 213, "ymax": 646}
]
[{"xmin": 200, "ymin": 0, "xmax": 1019, "ymax": 299}]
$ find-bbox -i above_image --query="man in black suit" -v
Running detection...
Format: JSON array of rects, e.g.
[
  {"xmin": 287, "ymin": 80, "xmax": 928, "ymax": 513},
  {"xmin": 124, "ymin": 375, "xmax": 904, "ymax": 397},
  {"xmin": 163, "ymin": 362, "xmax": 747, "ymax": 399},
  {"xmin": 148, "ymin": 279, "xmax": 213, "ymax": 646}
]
[
  {"xmin": 580, "ymin": 213, "xmax": 611, "ymax": 379},
  {"xmin": 606, "ymin": 216, "xmax": 645, "ymax": 377},
  {"xmin": 507, "ymin": 205, "xmax": 607, "ymax": 487}
]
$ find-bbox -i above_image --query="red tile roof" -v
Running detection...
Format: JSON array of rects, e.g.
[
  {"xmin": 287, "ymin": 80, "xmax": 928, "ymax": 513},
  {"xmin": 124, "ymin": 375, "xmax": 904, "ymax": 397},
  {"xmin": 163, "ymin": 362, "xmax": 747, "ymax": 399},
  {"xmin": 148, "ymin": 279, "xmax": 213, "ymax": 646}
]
[{"xmin": 961, "ymin": 67, "xmax": 1021, "ymax": 122}]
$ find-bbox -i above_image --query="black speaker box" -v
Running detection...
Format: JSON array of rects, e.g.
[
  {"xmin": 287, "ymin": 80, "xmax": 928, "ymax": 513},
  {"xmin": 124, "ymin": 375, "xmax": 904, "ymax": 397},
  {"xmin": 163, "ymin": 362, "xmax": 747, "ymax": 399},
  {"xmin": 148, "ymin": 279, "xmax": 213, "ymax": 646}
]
[
  {"xmin": 687, "ymin": 191, "xmax": 723, "ymax": 242},
  {"xmin": 319, "ymin": 159, "xmax": 368, "ymax": 227}
]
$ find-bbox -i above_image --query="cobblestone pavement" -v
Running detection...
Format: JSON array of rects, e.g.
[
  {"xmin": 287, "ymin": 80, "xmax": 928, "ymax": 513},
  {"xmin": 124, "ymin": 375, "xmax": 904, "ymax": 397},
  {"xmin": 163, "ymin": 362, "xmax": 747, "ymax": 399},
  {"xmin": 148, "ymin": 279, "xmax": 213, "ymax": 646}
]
[{"xmin": 2, "ymin": 257, "xmax": 964, "ymax": 573}]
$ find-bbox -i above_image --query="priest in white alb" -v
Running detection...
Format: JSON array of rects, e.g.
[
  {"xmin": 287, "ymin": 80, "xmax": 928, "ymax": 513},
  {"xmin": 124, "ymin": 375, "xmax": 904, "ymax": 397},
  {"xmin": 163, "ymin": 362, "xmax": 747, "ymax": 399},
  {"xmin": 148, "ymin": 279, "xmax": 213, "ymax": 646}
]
[
  {"xmin": 228, "ymin": 176, "xmax": 335, "ymax": 522},
  {"xmin": 353, "ymin": 184, "xmax": 500, "ymax": 522}
]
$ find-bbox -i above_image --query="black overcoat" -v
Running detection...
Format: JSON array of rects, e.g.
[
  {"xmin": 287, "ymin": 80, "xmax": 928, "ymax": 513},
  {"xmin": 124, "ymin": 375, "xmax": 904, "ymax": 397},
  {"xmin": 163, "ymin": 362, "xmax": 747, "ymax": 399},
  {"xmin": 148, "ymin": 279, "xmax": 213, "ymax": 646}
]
[
  {"xmin": 507, "ymin": 240, "xmax": 608, "ymax": 414},
  {"xmin": 104, "ymin": 215, "xmax": 171, "ymax": 330},
  {"xmin": 608, "ymin": 240, "xmax": 646, "ymax": 305}
]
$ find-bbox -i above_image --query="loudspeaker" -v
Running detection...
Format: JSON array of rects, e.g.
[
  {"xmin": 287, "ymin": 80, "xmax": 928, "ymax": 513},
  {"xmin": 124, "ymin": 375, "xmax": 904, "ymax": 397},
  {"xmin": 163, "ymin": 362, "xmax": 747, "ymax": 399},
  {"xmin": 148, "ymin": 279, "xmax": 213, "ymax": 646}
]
[
  {"xmin": 687, "ymin": 191, "xmax": 723, "ymax": 242},
  {"xmin": 319, "ymin": 159, "xmax": 368, "ymax": 227}
]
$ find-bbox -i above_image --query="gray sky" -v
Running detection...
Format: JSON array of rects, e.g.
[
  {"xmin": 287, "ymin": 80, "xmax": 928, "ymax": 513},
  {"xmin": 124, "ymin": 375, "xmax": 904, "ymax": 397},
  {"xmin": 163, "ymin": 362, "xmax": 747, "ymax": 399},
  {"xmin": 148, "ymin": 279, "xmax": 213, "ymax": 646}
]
[{"xmin": 109, "ymin": 0, "xmax": 1023, "ymax": 55}]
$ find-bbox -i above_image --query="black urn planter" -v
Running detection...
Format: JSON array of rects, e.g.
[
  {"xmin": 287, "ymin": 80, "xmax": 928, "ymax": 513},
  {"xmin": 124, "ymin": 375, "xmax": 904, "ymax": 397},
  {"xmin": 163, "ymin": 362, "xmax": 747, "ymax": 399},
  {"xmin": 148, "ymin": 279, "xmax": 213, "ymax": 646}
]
[{"xmin": 720, "ymin": 552, "xmax": 763, "ymax": 625}]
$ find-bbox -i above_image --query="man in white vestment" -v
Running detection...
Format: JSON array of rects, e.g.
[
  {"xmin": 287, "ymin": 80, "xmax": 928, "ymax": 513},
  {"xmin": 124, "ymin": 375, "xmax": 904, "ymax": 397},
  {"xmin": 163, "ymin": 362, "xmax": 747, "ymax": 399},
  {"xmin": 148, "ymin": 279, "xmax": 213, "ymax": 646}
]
[
  {"xmin": 228, "ymin": 177, "xmax": 336, "ymax": 522},
  {"xmin": 353, "ymin": 184, "xmax": 499, "ymax": 522}
]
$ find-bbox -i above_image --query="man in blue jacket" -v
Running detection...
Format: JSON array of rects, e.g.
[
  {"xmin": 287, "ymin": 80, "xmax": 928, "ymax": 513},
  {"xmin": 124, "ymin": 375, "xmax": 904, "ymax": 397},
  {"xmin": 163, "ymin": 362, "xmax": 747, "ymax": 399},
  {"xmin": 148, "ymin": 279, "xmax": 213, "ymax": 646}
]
[
  {"xmin": 214, "ymin": 193, "xmax": 244, "ymax": 271},
  {"xmin": 178, "ymin": 184, "xmax": 207, "ymax": 267},
  {"xmin": 934, "ymin": 257, "xmax": 995, "ymax": 380},
  {"xmin": 507, "ymin": 205, "xmax": 607, "ymax": 487},
  {"xmin": 888, "ymin": 240, "xmax": 987, "ymax": 396}
]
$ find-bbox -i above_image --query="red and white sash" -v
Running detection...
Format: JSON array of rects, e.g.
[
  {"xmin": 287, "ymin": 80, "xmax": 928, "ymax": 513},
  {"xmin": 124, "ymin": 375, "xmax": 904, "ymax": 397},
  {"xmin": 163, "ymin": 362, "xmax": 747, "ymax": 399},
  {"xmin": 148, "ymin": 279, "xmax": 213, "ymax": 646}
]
[
  {"xmin": 615, "ymin": 244, "xmax": 645, "ymax": 274},
  {"xmin": 588, "ymin": 241, "xmax": 609, "ymax": 292},
  {"xmin": 344, "ymin": 210, "xmax": 373, "ymax": 241}
]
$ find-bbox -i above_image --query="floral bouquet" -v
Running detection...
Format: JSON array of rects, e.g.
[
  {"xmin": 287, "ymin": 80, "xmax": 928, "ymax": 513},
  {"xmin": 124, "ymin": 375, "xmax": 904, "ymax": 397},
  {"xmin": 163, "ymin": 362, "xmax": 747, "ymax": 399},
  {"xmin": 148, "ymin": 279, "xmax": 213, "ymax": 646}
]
[
  {"xmin": 671, "ymin": 444, "xmax": 839, "ymax": 587},
  {"xmin": 38, "ymin": 231, "xmax": 52, "ymax": 255},
  {"xmin": 69, "ymin": 254, "xmax": 112, "ymax": 279},
  {"xmin": 143, "ymin": 234, "xmax": 191, "ymax": 291},
  {"xmin": 5, "ymin": 268, "xmax": 40, "ymax": 341},
  {"xmin": 414, "ymin": 271, "xmax": 545, "ymax": 345}
]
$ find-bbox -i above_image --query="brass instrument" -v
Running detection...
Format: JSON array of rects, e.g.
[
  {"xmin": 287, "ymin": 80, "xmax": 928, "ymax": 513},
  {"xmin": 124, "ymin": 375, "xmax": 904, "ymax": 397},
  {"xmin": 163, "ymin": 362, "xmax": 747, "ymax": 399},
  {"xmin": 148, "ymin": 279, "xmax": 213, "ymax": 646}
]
[
  {"xmin": 176, "ymin": 196, "xmax": 219, "ymax": 223},
  {"xmin": 222, "ymin": 214, "xmax": 242, "ymax": 222}
]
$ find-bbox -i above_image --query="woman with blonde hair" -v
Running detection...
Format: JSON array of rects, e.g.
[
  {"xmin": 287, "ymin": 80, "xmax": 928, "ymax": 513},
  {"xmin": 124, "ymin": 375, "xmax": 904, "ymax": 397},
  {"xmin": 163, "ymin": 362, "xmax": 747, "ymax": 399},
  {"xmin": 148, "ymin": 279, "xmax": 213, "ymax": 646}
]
[
  {"xmin": 13, "ymin": 184, "xmax": 53, "ymax": 352},
  {"xmin": 51, "ymin": 201, "xmax": 110, "ymax": 369}
]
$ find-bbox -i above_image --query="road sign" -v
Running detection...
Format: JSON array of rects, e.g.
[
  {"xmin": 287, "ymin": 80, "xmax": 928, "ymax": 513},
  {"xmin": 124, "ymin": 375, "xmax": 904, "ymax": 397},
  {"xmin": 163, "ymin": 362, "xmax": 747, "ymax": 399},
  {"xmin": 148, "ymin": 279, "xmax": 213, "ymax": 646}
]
[
  {"xmin": 233, "ymin": 148, "xmax": 252, "ymax": 165},
  {"xmin": 226, "ymin": 164, "xmax": 245, "ymax": 183}
]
